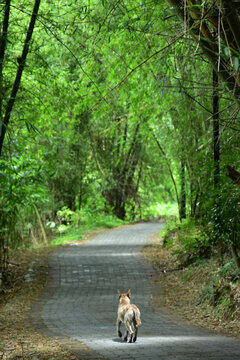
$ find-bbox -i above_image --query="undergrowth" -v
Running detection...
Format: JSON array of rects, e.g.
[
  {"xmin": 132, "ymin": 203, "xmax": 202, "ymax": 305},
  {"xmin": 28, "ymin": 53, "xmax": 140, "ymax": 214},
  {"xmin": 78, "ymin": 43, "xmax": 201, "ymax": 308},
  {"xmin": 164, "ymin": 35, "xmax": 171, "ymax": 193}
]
[
  {"xmin": 160, "ymin": 218, "xmax": 240, "ymax": 323},
  {"xmin": 50, "ymin": 213, "xmax": 125, "ymax": 246},
  {"xmin": 160, "ymin": 218, "xmax": 211, "ymax": 266}
]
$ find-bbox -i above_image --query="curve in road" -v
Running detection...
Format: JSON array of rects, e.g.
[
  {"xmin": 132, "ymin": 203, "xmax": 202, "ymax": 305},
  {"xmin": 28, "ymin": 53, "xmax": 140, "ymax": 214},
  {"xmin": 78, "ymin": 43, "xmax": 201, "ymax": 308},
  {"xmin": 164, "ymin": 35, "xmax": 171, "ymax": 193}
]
[{"xmin": 32, "ymin": 223, "xmax": 240, "ymax": 360}]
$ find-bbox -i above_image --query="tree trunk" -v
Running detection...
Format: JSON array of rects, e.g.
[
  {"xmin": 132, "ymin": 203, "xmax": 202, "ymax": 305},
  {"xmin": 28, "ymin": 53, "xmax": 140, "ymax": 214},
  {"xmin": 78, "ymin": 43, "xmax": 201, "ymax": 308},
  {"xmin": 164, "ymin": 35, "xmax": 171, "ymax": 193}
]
[
  {"xmin": 212, "ymin": 69, "xmax": 221, "ymax": 244},
  {"xmin": 231, "ymin": 242, "xmax": 240, "ymax": 274},
  {"xmin": 190, "ymin": 191, "xmax": 200, "ymax": 218},
  {"xmin": 153, "ymin": 134, "xmax": 180, "ymax": 215},
  {"xmin": 0, "ymin": 0, "xmax": 41, "ymax": 155},
  {"xmin": 224, "ymin": 0, "xmax": 240, "ymax": 52},
  {"xmin": 113, "ymin": 190, "xmax": 126, "ymax": 220},
  {"xmin": 213, "ymin": 70, "xmax": 220, "ymax": 190},
  {"xmin": 226, "ymin": 166, "xmax": 240, "ymax": 186},
  {"xmin": 179, "ymin": 159, "xmax": 186, "ymax": 221},
  {"xmin": 0, "ymin": 0, "xmax": 10, "ymax": 124},
  {"xmin": 165, "ymin": 0, "xmax": 240, "ymax": 102},
  {"xmin": 33, "ymin": 204, "xmax": 48, "ymax": 244}
]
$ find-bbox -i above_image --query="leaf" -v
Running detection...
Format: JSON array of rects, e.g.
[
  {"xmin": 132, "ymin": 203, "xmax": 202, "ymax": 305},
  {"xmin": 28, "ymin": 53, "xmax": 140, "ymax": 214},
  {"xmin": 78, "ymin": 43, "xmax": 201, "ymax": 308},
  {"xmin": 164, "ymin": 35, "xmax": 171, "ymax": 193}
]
[
  {"xmin": 25, "ymin": 121, "xmax": 42, "ymax": 135},
  {"xmin": 233, "ymin": 56, "xmax": 239, "ymax": 71}
]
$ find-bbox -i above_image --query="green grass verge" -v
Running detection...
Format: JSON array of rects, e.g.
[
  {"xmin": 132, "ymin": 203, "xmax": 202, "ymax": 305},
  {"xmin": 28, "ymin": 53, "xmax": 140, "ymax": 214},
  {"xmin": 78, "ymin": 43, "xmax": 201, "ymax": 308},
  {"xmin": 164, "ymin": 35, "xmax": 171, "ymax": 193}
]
[{"xmin": 50, "ymin": 215, "xmax": 126, "ymax": 246}]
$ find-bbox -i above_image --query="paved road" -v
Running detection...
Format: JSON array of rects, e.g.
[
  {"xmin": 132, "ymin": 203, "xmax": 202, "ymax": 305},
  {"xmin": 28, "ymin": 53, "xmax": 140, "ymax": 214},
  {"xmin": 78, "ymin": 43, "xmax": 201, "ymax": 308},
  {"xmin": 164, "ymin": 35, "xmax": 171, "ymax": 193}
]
[{"xmin": 33, "ymin": 223, "xmax": 240, "ymax": 359}]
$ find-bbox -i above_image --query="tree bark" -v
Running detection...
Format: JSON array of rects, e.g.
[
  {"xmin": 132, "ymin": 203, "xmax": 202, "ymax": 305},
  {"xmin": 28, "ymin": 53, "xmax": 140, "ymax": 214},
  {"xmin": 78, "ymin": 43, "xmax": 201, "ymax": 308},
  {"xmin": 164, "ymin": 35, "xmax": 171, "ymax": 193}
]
[
  {"xmin": 226, "ymin": 166, "xmax": 240, "ymax": 186},
  {"xmin": 33, "ymin": 204, "xmax": 48, "ymax": 244},
  {"xmin": 231, "ymin": 243, "xmax": 240, "ymax": 274},
  {"xmin": 213, "ymin": 69, "xmax": 220, "ymax": 190},
  {"xmin": 0, "ymin": 0, "xmax": 41, "ymax": 156},
  {"xmin": 212, "ymin": 68, "xmax": 221, "ymax": 243},
  {"xmin": 224, "ymin": 0, "xmax": 240, "ymax": 52},
  {"xmin": 0, "ymin": 0, "xmax": 10, "ymax": 124},
  {"xmin": 179, "ymin": 159, "xmax": 186, "ymax": 221},
  {"xmin": 107, "ymin": 123, "xmax": 141, "ymax": 220}
]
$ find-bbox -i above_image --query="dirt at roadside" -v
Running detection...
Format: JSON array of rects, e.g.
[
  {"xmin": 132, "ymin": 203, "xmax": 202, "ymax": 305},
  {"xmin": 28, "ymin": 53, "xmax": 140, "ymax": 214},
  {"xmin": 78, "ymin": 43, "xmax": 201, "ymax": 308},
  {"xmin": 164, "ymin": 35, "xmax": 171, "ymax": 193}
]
[
  {"xmin": 0, "ymin": 226, "xmax": 129, "ymax": 360},
  {"xmin": 0, "ymin": 246, "xmax": 98, "ymax": 360},
  {"xmin": 142, "ymin": 232, "xmax": 240, "ymax": 339}
]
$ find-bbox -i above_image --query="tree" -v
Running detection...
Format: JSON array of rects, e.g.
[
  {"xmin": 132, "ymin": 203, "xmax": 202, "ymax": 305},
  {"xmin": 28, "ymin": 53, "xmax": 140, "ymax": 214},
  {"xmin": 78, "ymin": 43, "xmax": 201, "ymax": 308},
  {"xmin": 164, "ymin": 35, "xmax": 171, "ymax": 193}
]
[
  {"xmin": 165, "ymin": 1, "xmax": 240, "ymax": 102},
  {"xmin": 212, "ymin": 69, "xmax": 220, "ymax": 244},
  {"xmin": 0, "ymin": 0, "xmax": 41, "ymax": 155}
]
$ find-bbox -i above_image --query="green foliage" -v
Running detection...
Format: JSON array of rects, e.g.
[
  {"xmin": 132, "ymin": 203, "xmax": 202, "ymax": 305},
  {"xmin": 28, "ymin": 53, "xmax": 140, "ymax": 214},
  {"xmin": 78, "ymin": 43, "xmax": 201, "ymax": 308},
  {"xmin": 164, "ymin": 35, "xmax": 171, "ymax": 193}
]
[
  {"xmin": 51, "ymin": 212, "xmax": 125, "ymax": 246},
  {"xmin": 142, "ymin": 203, "xmax": 179, "ymax": 219},
  {"xmin": 197, "ymin": 261, "xmax": 240, "ymax": 320},
  {"xmin": 0, "ymin": 156, "xmax": 48, "ymax": 248},
  {"xmin": 160, "ymin": 218, "xmax": 212, "ymax": 266},
  {"xmin": 219, "ymin": 186, "xmax": 240, "ymax": 247},
  {"xmin": 215, "ymin": 261, "xmax": 240, "ymax": 283},
  {"xmin": 57, "ymin": 206, "xmax": 77, "ymax": 226},
  {"xmin": 0, "ymin": 0, "xmax": 240, "ymax": 286}
]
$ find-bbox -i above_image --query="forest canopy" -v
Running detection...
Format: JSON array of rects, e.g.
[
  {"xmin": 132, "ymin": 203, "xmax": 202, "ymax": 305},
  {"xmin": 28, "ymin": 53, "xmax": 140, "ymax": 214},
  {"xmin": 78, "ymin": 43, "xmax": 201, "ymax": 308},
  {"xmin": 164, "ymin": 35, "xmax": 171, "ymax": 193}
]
[{"xmin": 0, "ymin": 1, "xmax": 239, "ymax": 280}]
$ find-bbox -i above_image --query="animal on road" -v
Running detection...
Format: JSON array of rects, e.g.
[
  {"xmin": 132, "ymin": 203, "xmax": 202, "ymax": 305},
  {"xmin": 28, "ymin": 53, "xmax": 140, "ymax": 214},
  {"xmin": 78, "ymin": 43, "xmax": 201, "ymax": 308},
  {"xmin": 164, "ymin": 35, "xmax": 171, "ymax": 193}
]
[{"xmin": 116, "ymin": 289, "xmax": 142, "ymax": 343}]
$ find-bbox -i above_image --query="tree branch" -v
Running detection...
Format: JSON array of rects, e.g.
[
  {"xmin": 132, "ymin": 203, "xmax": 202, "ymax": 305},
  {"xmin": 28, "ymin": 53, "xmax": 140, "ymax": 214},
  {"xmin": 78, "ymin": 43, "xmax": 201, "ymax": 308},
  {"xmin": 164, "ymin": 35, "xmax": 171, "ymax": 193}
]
[
  {"xmin": 0, "ymin": 0, "xmax": 41, "ymax": 156},
  {"xmin": 151, "ymin": 128, "xmax": 180, "ymax": 207},
  {"xmin": 89, "ymin": 34, "xmax": 184, "ymax": 111},
  {"xmin": 0, "ymin": 0, "xmax": 11, "ymax": 123},
  {"xmin": 226, "ymin": 165, "xmax": 240, "ymax": 186},
  {"xmin": 165, "ymin": 0, "xmax": 240, "ymax": 101}
]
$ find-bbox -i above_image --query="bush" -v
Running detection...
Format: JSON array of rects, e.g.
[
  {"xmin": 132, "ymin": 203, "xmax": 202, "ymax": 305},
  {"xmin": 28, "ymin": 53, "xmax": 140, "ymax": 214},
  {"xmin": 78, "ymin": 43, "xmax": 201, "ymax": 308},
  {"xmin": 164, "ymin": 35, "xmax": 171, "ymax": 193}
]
[
  {"xmin": 51, "ymin": 211, "xmax": 125, "ymax": 246},
  {"xmin": 161, "ymin": 218, "xmax": 212, "ymax": 267}
]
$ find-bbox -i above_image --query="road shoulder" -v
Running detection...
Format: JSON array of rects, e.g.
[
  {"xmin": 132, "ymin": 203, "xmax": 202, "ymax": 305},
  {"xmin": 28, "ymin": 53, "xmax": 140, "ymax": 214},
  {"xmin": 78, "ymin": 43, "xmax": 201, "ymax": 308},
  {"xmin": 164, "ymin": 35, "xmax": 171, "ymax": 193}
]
[{"xmin": 142, "ymin": 232, "xmax": 240, "ymax": 339}]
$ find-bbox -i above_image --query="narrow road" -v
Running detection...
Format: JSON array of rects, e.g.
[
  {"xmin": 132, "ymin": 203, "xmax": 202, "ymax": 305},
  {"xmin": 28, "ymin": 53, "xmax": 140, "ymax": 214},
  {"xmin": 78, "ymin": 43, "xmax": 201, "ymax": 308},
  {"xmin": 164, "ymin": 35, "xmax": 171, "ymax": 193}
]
[{"xmin": 32, "ymin": 223, "xmax": 240, "ymax": 359}]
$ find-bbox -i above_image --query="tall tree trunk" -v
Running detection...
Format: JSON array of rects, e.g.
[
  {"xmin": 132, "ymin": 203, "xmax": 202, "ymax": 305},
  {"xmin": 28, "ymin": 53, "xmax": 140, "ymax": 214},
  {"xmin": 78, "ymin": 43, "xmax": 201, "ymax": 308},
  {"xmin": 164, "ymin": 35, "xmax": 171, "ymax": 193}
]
[
  {"xmin": 231, "ymin": 242, "xmax": 240, "ymax": 274},
  {"xmin": 0, "ymin": 0, "xmax": 10, "ymax": 124},
  {"xmin": 0, "ymin": 2, "xmax": 10, "ymax": 281},
  {"xmin": 33, "ymin": 204, "xmax": 48, "ymax": 244},
  {"xmin": 113, "ymin": 189, "xmax": 126, "ymax": 220},
  {"xmin": 213, "ymin": 69, "xmax": 221, "ymax": 243},
  {"xmin": 0, "ymin": 0, "xmax": 41, "ymax": 155},
  {"xmin": 179, "ymin": 159, "xmax": 186, "ymax": 221},
  {"xmin": 153, "ymin": 134, "xmax": 180, "ymax": 215}
]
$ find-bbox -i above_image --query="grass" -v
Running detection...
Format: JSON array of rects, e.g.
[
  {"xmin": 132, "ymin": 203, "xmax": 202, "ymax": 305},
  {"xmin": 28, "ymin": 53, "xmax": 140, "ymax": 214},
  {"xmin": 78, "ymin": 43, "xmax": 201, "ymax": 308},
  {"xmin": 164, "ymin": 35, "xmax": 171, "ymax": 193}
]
[
  {"xmin": 50, "ymin": 203, "xmax": 178, "ymax": 247},
  {"xmin": 50, "ymin": 215, "xmax": 126, "ymax": 246}
]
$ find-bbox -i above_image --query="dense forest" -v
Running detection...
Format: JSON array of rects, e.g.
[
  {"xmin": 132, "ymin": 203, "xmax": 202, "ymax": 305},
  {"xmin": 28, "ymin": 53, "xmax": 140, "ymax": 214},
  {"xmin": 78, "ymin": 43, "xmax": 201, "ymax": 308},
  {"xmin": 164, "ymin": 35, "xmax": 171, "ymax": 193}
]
[{"xmin": 0, "ymin": 0, "xmax": 239, "ymax": 286}]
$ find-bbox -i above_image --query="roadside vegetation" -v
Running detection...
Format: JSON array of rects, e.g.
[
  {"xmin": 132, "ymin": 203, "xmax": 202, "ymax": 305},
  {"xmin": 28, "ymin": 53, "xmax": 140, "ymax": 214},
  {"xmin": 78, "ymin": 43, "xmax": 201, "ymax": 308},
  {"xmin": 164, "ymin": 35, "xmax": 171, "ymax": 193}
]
[{"xmin": 143, "ymin": 218, "xmax": 240, "ymax": 337}]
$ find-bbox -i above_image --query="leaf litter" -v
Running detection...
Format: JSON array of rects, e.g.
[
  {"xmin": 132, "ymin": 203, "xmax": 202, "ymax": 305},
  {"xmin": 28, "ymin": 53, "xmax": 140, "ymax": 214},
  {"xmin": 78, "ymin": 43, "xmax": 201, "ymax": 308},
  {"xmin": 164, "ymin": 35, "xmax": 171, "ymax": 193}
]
[{"xmin": 143, "ymin": 233, "xmax": 240, "ymax": 338}]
